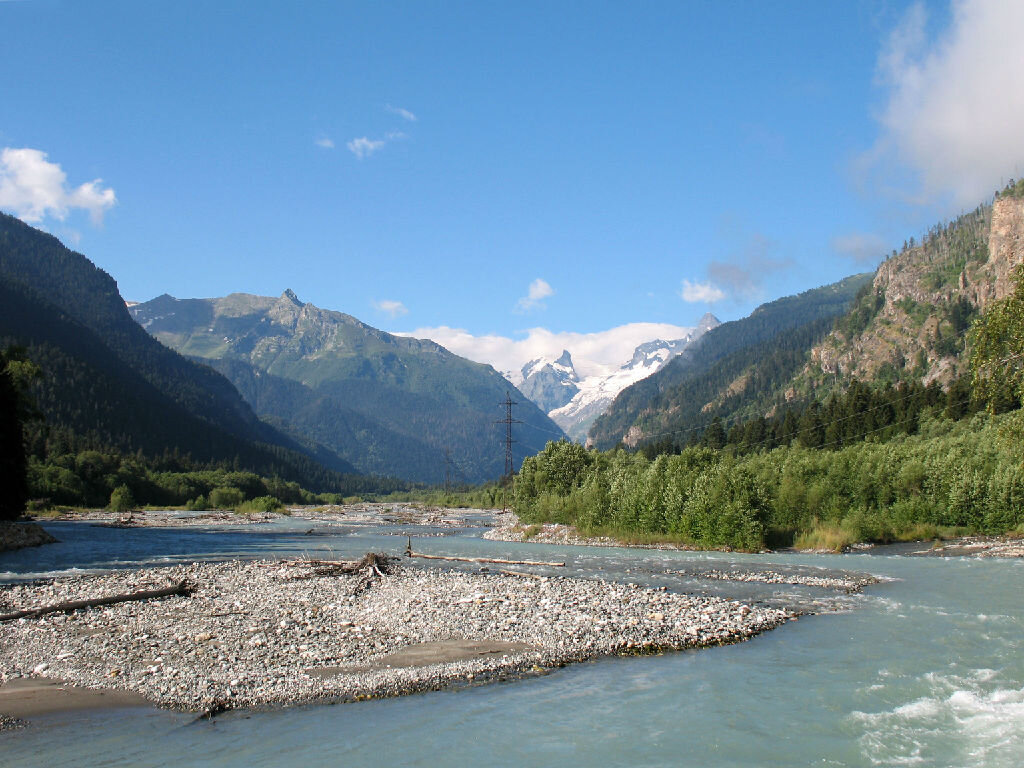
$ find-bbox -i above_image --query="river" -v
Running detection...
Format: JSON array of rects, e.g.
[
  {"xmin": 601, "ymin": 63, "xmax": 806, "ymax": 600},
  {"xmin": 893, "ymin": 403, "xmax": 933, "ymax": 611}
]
[{"xmin": 1, "ymin": 514, "xmax": 1022, "ymax": 767}]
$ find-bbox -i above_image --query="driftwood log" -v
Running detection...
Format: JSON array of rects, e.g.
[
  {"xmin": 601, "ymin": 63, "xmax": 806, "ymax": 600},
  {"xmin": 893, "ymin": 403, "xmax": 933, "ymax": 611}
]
[
  {"xmin": 273, "ymin": 552, "xmax": 400, "ymax": 578},
  {"xmin": 405, "ymin": 539, "xmax": 564, "ymax": 567},
  {"xmin": 0, "ymin": 580, "xmax": 192, "ymax": 623}
]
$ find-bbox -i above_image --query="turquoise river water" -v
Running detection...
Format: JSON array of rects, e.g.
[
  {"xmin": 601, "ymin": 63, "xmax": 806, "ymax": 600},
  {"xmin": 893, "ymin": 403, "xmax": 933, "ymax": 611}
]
[{"xmin": 1, "ymin": 515, "xmax": 1022, "ymax": 767}]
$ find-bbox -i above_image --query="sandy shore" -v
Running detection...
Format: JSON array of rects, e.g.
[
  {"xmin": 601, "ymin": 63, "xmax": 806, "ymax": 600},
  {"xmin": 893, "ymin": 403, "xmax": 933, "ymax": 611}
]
[
  {"xmin": 0, "ymin": 677, "xmax": 149, "ymax": 719},
  {"xmin": 0, "ymin": 558, "xmax": 790, "ymax": 718}
]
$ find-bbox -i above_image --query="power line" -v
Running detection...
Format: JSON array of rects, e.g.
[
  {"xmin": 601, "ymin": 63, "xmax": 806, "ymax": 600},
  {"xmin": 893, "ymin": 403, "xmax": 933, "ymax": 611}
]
[
  {"xmin": 496, "ymin": 391, "xmax": 522, "ymax": 481},
  {"xmin": 443, "ymin": 447, "xmax": 452, "ymax": 494},
  {"xmin": 495, "ymin": 392, "xmax": 523, "ymax": 513},
  {"xmin": 516, "ymin": 420, "xmax": 570, "ymax": 439}
]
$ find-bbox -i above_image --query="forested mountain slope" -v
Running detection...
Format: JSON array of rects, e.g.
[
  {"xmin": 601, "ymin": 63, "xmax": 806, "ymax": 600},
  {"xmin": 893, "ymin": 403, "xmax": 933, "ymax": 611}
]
[
  {"xmin": 587, "ymin": 275, "xmax": 871, "ymax": 450},
  {"xmin": 793, "ymin": 183, "xmax": 1024, "ymax": 398},
  {"xmin": 0, "ymin": 213, "xmax": 358, "ymax": 491},
  {"xmin": 589, "ymin": 183, "xmax": 1024, "ymax": 454},
  {"xmin": 132, "ymin": 292, "xmax": 565, "ymax": 483}
]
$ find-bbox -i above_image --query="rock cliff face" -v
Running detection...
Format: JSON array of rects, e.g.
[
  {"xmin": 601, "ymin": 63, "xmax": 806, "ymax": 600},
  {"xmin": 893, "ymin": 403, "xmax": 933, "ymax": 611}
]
[
  {"xmin": 801, "ymin": 194, "xmax": 1024, "ymax": 392},
  {"xmin": 982, "ymin": 196, "xmax": 1024, "ymax": 308}
]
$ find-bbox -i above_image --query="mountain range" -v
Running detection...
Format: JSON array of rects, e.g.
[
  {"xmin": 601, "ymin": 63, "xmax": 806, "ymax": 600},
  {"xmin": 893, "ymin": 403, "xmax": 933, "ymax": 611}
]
[
  {"xmin": 0, "ymin": 212, "xmax": 359, "ymax": 492},
  {"xmin": 130, "ymin": 292, "xmax": 564, "ymax": 483},
  {"xmin": 6, "ymin": 178, "xmax": 1022, "ymax": 493},
  {"xmin": 510, "ymin": 313, "xmax": 721, "ymax": 441}
]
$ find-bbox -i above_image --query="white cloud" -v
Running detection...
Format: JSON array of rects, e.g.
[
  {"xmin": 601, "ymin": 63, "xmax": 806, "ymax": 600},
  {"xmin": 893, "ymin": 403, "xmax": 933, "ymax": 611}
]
[
  {"xmin": 867, "ymin": 0, "xmax": 1024, "ymax": 207},
  {"xmin": 515, "ymin": 278, "xmax": 554, "ymax": 313},
  {"xmin": 398, "ymin": 322, "xmax": 700, "ymax": 380},
  {"xmin": 0, "ymin": 147, "xmax": 116, "ymax": 224},
  {"xmin": 347, "ymin": 137, "xmax": 386, "ymax": 159},
  {"xmin": 705, "ymin": 233, "xmax": 792, "ymax": 301},
  {"xmin": 832, "ymin": 232, "xmax": 889, "ymax": 264},
  {"xmin": 373, "ymin": 299, "xmax": 408, "ymax": 318},
  {"xmin": 315, "ymin": 136, "xmax": 335, "ymax": 149},
  {"xmin": 680, "ymin": 279, "xmax": 726, "ymax": 303},
  {"xmin": 386, "ymin": 104, "xmax": 418, "ymax": 122}
]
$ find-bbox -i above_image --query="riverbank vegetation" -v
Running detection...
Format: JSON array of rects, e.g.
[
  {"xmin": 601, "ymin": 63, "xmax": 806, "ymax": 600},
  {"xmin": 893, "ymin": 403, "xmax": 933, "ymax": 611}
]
[
  {"xmin": 514, "ymin": 409, "xmax": 1024, "ymax": 551},
  {"xmin": 514, "ymin": 264, "xmax": 1024, "ymax": 552}
]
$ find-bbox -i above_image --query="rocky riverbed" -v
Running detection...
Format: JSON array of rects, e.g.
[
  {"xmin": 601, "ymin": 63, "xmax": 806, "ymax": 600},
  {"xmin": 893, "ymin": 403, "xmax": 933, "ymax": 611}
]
[
  {"xmin": 32, "ymin": 509, "xmax": 278, "ymax": 527},
  {"xmin": 31, "ymin": 503, "xmax": 491, "ymax": 530},
  {"xmin": 0, "ymin": 558, "xmax": 790, "ymax": 716}
]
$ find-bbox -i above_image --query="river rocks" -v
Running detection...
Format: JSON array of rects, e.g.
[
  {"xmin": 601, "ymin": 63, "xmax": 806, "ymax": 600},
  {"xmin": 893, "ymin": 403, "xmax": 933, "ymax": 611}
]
[
  {"xmin": 0, "ymin": 522, "xmax": 57, "ymax": 552},
  {"xmin": 0, "ymin": 712, "xmax": 26, "ymax": 731},
  {"xmin": 484, "ymin": 511, "xmax": 683, "ymax": 550},
  {"xmin": 912, "ymin": 536, "xmax": 1024, "ymax": 558},
  {"xmin": 0, "ymin": 560, "xmax": 790, "ymax": 713},
  {"xmin": 694, "ymin": 568, "xmax": 880, "ymax": 593}
]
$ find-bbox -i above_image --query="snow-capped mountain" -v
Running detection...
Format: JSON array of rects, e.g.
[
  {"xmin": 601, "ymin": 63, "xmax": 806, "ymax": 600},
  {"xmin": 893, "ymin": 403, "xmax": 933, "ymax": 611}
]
[
  {"xmin": 517, "ymin": 350, "xmax": 581, "ymax": 412},
  {"xmin": 400, "ymin": 313, "xmax": 720, "ymax": 442},
  {"xmin": 547, "ymin": 313, "xmax": 720, "ymax": 441}
]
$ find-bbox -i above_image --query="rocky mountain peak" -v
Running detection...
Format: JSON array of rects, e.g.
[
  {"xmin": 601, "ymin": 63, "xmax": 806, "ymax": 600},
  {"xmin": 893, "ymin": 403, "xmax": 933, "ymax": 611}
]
[
  {"xmin": 697, "ymin": 312, "xmax": 721, "ymax": 333},
  {"xmin": 519, "ymin": 352, "xmax": 581, "ymax": 413},
  {"xmin": 281, "ymin": 288, "xmax": 304, "ymax": 305}
]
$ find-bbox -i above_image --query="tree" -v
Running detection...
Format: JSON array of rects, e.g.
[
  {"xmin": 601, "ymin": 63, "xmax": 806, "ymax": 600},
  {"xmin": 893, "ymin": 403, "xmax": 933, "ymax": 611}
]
[
  {"xmin": 0, "ymin": 347, "xmax": 39, "ymax": 520},
  {"xmin": 702, "ymin": 417, "xmax": 726, "ymax": 450},
  {"xmin": 108, "ymin": 484, "xmax": 136, "ymax": 513},
  {"xmin": 971, "ymin": 265, "xmax": 1024, "ymax": 411}
]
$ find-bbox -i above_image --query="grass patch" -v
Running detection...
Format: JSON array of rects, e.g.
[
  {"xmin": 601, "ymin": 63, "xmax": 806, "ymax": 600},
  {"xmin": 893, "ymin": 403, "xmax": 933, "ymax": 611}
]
[
  {"xmin": 520, "ymin": 524, "xmax": 542, "ymax": 540},
  {"xmin": 794, "ymin": 524, "xmax": 859, "ymax": 553}
]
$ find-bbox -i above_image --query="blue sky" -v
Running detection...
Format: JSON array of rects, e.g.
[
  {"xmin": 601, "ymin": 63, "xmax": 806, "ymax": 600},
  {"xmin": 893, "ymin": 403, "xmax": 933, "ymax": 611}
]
[{"xmin": 2, "ymin": 0, "xmax": 1023, "ymax": 366}]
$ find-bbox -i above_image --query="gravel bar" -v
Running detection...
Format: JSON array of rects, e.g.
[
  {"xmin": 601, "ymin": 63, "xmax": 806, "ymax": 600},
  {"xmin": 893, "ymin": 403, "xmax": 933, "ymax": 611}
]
[{"xmin": 0, "ymin": 559, "xmax": 790, "ymax": 713}]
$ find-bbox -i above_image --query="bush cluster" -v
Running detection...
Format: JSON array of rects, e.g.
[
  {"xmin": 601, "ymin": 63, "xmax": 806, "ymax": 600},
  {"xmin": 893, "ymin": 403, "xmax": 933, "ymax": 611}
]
[{"xmin": 514, "ymin": 412, "xmax": 1024, "ymax": 550}]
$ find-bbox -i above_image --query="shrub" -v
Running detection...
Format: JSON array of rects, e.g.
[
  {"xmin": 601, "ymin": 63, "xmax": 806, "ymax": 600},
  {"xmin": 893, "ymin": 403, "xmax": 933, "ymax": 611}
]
[
  {"xmin": 108, "ymin": 484, "xmax": 136, "ymax": 512},
  {"xmin": 236, "ymin": 495, "xmax": 284, "ymax": 514},
  {"xmin": 186, "ymin": 495, "xmax": 208, "ymax": 511},
  {"xmin": 209, "ymin": 486, "xmax": 245, "ymax": 509}
]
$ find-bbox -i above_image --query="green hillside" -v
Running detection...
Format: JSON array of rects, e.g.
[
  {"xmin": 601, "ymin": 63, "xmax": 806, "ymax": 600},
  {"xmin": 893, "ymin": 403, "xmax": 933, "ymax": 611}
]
[{"xmin": 131, "ymin": 292, "xmax": 566, "ymax": 483}]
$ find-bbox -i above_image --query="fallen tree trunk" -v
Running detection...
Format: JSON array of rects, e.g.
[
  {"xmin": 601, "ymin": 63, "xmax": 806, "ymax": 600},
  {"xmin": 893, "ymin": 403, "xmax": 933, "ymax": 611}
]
[
  {"xmin": 272, "ymin": 552, "xmax": 400, "ymax": 577},
  {"xmin": 404, "ymin": 541, "xmax": 563, "ymax": 567},
  {"xmin": 0, "ymin": 581, "xmax": 192, "ymax": 622}
]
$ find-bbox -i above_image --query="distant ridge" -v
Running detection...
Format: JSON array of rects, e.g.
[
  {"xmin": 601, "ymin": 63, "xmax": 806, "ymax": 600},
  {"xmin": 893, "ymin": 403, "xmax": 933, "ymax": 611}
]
[{"xmin": 131, "ymin": 291, "xmax": 566, "ymax": 483}]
